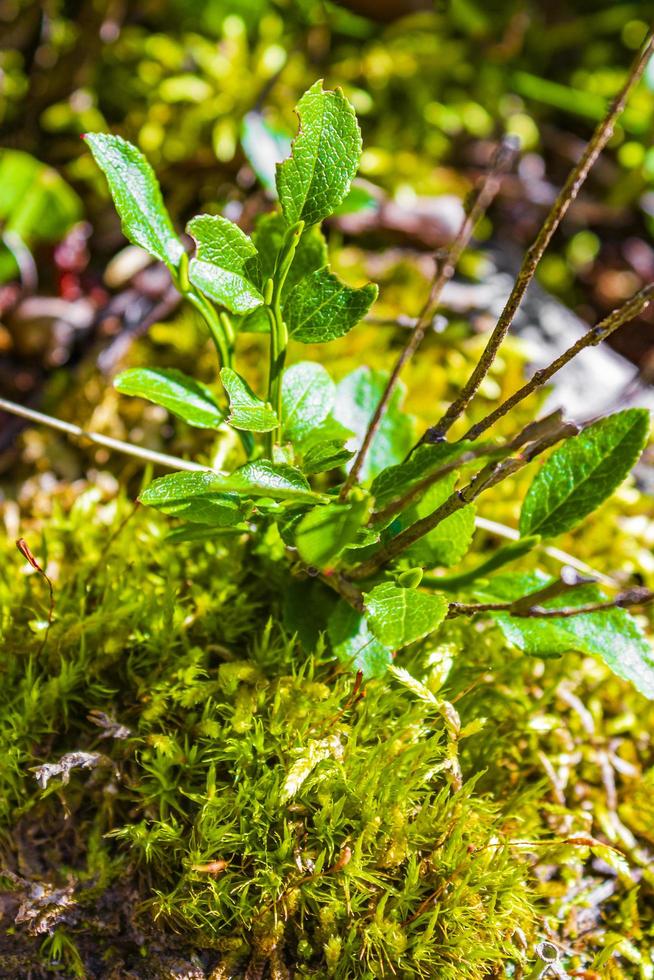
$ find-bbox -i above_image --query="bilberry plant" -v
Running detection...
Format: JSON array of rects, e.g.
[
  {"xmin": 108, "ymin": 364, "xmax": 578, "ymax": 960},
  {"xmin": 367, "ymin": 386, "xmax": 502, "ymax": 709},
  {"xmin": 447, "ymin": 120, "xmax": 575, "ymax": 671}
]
[{"xmin": 4, "ymin": 40, "xmax": 654, "ymax": 697}]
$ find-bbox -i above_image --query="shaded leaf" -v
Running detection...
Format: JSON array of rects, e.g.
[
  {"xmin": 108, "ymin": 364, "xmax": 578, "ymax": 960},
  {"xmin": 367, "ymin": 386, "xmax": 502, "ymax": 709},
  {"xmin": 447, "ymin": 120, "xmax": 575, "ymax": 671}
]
[
  {"xmin": 139, "ymin": 471, "xmax": 245, "ymax": 526},
  {"xmin": 295, "ymin": 497, "xmax": 370, "ymax": 568},
  {"xmin": 364, "ymin": 582, "xmax": 448, "ymax": 649},
  {"xmin": 302, "ymin": 439, "xmax": 355, "ymax": 475},
  {"xmin": 286, "ymin": 267, "xmax": 377, "ymax": 344},
  {"xmin": 187, "ymin": 214, "xmax": 263, "ymax": 315},
  {"xmin": 84, "ymin": 134, "xmax": 183, "ymax": 269},
  {"xmin": 276, "ymin": 80, "xmax": 362, "ymax": 227},
  {"xmin": 114, "ymin": 367, "xmax": 224, "ymax": 429},
  {"xmin": 327, "ymin": 601, "xmax": 392, "ymax": 678},
  {"xmin": 520, "ymin": 409, "xmax": 650, "ymax": 539},
  {"xmin": 220, "ymin": 367, "xmax": 278, "ymax": 432},
  {"xmin": 333, "ymin": 367, "xmax": 415, "ymax": 482},
  {"xmin": 283, "ymin": 579, "xmax": 336, "ymax": 652},
  {"xmin": 401, "ymin": 472, "xmax": 476, "ymax": 568},
  {"xmin": 252, "ymin": 211, "xmax": 328, "ymax": 296}
]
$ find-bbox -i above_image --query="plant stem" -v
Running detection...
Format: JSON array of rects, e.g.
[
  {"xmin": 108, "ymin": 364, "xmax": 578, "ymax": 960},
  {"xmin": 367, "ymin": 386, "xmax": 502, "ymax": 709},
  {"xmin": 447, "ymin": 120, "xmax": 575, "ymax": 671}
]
[
  {"xmin": 0, "ymin": 397, "xmax": 217, "ymax": 473},
  {"xmin": 473, "ymin": 515, "xmax": 618, "ymax": 587},
  {"xmin": 185, "ymin": 290, "xmax": 233, "ymax": 370},
  {"xmin": 421, "ymin": 28, "xmax": 654, "ymax": 444},
  {"xmin": 175, "ymin": 251, "xmax": 233, "ymax": 369},
  {"xmin": 348, "ymin": 419, "xmax": 578, "ymax": 580},
  {"xmin": 340, "ymin": 136, "xmax": 517, "ymax": 500},
  {"xmin": 265, "ymin": 221, "xmax": 304, "ymax": 457},
  {"xmin": 462, "ymin": 283, "xmax": 654, "ymax": 440},
  {"xmin": 422, "ymin": 536, "xmax": 539, "ymax": 591}
]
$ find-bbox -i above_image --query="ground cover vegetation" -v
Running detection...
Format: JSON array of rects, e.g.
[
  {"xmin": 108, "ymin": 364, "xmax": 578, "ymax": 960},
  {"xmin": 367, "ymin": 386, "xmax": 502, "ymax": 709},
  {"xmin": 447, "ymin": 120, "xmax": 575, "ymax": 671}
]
[{"xmin": 2, "ymin": 2, "xmax": 654, "ymax": 978}]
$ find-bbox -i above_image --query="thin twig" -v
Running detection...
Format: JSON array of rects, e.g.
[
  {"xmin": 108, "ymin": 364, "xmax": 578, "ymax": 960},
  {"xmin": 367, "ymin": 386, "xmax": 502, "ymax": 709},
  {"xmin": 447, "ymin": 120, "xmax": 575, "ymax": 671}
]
[
  {"xmin": 369, "ymin": 410, "xmax": 569, "ymax": 529},
  {"xmin": 0, "ymin": 397, "xmax": 216, "ymax": 474},
  {"xmin": 421, "ymin": 28, "xmax": 654, "ymax": 444},
  {"xmin": 348, "ymin": 420, "xmax": 579, "ymax": 580},
  {"xmin": 463, "ymin": 284, "xmax": 654, "ymax": 441},
  {"xmin": 340, "ymin": 136, "xmax": 517, "ymax": 499},
  {"xmin": 447, "ymin": 586, "xmax": 653, "ymax": 620}
]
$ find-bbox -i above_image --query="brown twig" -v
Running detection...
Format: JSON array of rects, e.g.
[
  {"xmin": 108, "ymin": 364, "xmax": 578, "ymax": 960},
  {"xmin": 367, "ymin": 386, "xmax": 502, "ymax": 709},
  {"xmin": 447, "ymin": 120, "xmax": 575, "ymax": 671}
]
[
  {"xmin": 348, "ymin": 420, "xmax": 579, "ymax": 580},
  {"xmin": 369, "ymin": 410, "xmax": 568, "ymax": 529},
  {"xmin": 447, "ymin": 586, "xmax": 654, "ymax": 620},
  {"xmin": 463, "ymin": 284, "xmax": 654, "ymax": 441},
  {"xmin": 339, "ymin": 136, "xmax": 517, "ymax": 499},
  {"xmin": 421, "ymin": 28, "xmax": 654, "ymax": 444}
]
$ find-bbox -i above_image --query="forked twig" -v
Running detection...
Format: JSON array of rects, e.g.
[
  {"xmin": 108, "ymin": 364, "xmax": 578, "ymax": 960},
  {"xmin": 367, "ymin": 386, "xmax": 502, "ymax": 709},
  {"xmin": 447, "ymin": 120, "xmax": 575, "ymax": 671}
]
[
  {"xmin": 348, "ymin": 419, "xmax": 579, "ymax": 579},
  {"xmin": 339, "ymin": 136, "xmax": 518, "ymax": 499},
  {"xmin": 421, "ymin": 28, "xmax": 654, "ymax": 444}
]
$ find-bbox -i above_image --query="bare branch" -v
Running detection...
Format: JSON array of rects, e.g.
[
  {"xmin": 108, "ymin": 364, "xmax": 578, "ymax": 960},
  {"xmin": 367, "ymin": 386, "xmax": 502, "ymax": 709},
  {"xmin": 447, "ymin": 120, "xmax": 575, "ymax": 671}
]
[
  {"xmin": 370, "ymin": 410, "xmax": 576, "ymax": 530},
  {"xmin": 447, "ymin": 586, "xmax": 654, "ymax": 620},
  {"xmin": 348, "ymin": 419, "xmax": 578, "ymax": 579},
  {"xmin": 463, "ymin": 284, "xmax": 654, "ymax": 441},
  {"xmin": 421, "ymin": 28, "xmax": 654, "ymax": 444},
  {"xmin": 339, "ymin": 136, "xmax": 517, "ymax": 499}
]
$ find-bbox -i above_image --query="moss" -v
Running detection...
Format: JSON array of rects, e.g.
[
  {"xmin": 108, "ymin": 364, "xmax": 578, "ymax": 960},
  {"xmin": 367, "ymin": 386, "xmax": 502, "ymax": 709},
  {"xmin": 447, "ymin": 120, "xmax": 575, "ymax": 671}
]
[
  {"xmin": 0, "ymin": 490, "xmax": 536, "ymax": 976},
  {"xmin": 1, "ymin": 473, "xmax": 654, "ymax": 977}
]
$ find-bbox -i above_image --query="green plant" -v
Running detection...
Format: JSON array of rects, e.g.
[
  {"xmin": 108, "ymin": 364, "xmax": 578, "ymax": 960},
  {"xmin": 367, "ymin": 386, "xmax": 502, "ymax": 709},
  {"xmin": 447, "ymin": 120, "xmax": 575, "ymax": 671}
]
[{"xmin": 3, "ymin": 43, "xmax": 654, "ymax": 704}]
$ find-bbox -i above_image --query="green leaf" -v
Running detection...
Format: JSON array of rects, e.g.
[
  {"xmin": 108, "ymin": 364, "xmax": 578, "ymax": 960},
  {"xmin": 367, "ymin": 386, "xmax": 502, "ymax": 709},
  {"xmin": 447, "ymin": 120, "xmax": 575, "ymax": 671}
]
[
  {"xmin": 302, "ymin": 439, "xmax": 355, "ymax": 475},
  {"xmin": 276, "ymin": 80, "xmax": 362, "ymax": 227},
  {"xmin": 371, "ymin": 441, "xmax": 476, "ymax": 512},
  {"xmin": 139, "ymin": 471, "xmax": 244, "ymax": 526},
  {"xmin": 364, "ymin": 582, "xmax": 448, "ymax": 649},
  {"xmin": 187, "ymin": 214, "xmax": 263, "ymax": 315},
  {"xmin": 401, "ymin": 472, "xmax": 476, "ymax": 568},
  {"xmin": 114, "ymin": 367, "xmax": 225, "ymax": 429},
  {"xmin": 479, "ymin": 572, "xmax": 654, "ymax": 699},
  {"xmin": 285, "ymin": 267, "xmax": 377, "ymax": 344},
  {"xmin": 220, "ymin": 367, "xmax": 278, "ymax": 432},
  {"xmin": 83, "ymin": 134, "xmax": 183, "ymax": 270},
  {"xmin": 295, "ymin": 497, "xmax": 370, "ymax": 568},
  {"xmin": 520, "ymin": 409, "xmax": 650, "ymax": 539},
  {"xmin": 333, "ymin": 367, "xmax": 415, "ymax": 483},
  {"xmin": 221, "ymin": 460, "xmax": 325, "ymax": 503},
  {"xmin": 283, "ymin": 579, "xmax": 336, "ymax": 653},
  {"xmin": 282, "ymin": 362, "xmax": 335, "ymax": 443},
  {"xmin": 327, "ymin": 601, "xmax": 392, "ymax": 678}
]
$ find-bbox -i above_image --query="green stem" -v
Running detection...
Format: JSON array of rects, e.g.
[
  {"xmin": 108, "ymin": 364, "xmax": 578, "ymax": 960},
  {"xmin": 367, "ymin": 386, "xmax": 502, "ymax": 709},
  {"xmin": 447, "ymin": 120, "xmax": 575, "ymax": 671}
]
[
  {"xmin": 175, "ymin": 251, "xmax": 233, "ymax": 369},
  {"xmin": 265, "ymin": 220, "xmax": 304, "ymax": 457},
  {"xmin": 422, "ymin": 536, "xmax": 540, "ymax": 592},
  {"xmin": 186, "ymin": 290, "xmax": 233, "ymax": 370}
]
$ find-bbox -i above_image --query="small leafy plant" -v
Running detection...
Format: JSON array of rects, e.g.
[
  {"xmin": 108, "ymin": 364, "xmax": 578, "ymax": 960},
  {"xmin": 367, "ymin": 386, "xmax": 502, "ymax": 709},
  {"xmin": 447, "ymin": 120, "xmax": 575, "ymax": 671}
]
[{"xmin": 9, "ymin": 45, "xmax": 654, "ymax": 698}]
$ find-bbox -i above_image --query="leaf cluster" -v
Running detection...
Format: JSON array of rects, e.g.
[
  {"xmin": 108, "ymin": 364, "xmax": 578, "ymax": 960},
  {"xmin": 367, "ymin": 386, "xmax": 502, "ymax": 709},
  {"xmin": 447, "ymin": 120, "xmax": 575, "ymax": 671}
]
[{"xmin": 81, "ymin": 75, "xmax": 654, "ymax": 700}]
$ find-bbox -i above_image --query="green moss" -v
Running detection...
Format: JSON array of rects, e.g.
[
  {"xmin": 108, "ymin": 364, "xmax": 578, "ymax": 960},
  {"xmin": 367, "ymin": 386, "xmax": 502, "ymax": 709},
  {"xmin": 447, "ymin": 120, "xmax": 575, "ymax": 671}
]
[{"xmin": 2, "ymin": 474, "xmax": 654, "ymax": 977}]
